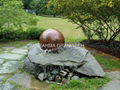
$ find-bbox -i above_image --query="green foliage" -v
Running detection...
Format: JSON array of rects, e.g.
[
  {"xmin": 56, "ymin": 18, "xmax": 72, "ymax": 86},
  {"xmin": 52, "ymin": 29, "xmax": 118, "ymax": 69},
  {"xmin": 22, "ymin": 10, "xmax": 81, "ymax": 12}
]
[
  {"xmin": 27, "ymin": 27, "xmax": 44, "ymax": 40},
  {"xmin": 29, "ymin": 0, "xmax": 58, "ymax": 16},
  {"xmin": 22, "ymin": 0, "xmax": 33, "ymax": 9},
  {"xmin": 0, "ymin": 27, "xmax": 44, "ymax": 41},
  {"xmin": 50, "ymin": 78, "xmax": 110, "ymax": 90},
  {"xmin": 49, "ymin": 0, "xmax": 120, "ymax": 41},
  {"xmin": 0, "ymin": 0, "xmax": 38, "ymax": 33}
]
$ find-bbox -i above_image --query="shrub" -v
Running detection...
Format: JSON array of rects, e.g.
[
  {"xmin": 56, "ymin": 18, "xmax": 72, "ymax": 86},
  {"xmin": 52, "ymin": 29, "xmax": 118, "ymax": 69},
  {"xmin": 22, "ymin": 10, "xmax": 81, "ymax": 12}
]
[
  {"xmin": 0, "ymin": 27, "xmax": 44, "ymax": 41},
  {"xmin": 27, "ymin": 27, "xmax": 44, "ymax": 40},
  {"xmin": 0, "ymin": 0, "xmax": 38, "ymax": 35}
]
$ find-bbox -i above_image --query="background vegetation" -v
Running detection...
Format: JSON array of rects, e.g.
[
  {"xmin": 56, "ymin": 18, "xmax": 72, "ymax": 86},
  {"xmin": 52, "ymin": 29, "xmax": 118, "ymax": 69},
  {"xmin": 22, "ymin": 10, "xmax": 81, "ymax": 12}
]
[
  {"xmin": 0, "ymin": 0, "xmax": 43, "ymax": 41},
  {"xmin": 1, "ymin": 0, "xmax": 120, "ymax": 42},
  {"xmin": 49, "ymin": 0, "xmax": 120, "ymax": 42},
  {"xmin": 22, "ymin": 0, "xmax": 58, "ymax": 16}
]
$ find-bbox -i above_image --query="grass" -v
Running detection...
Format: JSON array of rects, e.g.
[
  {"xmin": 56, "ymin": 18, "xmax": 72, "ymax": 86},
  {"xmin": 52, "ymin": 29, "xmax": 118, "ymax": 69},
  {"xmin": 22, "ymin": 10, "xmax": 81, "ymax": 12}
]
[
  {"xmin": 49, "ymin": 77, "xmax": 111, "ymax": 90},
  {"xmin": 95, "ymin": 55, "xmax": 120, "ymax": 70},
  {"xmin": 36, "ymin": 16, "xmax": 86, "ymax": 42}
]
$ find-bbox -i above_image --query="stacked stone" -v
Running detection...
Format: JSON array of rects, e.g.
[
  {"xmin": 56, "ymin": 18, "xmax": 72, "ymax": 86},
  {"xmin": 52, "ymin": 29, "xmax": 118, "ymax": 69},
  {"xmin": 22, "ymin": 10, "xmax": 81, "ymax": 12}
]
[{"xmin": 24, "ymin": 44, "xmax": 105, "ymax": 83}]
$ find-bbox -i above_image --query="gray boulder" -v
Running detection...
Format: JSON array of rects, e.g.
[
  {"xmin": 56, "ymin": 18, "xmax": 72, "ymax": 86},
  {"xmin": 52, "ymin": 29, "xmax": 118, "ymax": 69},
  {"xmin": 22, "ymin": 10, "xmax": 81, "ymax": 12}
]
[{"xmin": 24, "ymin": 43, "xmax": 105, "ymax": 78}]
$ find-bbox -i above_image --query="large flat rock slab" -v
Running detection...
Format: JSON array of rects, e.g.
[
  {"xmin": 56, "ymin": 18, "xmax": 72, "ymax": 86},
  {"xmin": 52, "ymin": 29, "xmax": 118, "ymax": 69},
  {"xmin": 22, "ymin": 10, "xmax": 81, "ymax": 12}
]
[
  {"xmin": 25, "ymin": 43, "xmax": 105, "ymax": 77},
  {"xmin": 106, "ymin": 71, "xmax": 120, "ymax": 79},
  {"xmin": 99, "ymin": 79, "xmax": 120, "ymax": 90},
  {"xmin": 0, "ymin": 61, "xmax": 20, "ymax": 74},
  {"xmin": 8, "ymin": 73, "xmax": 32, "ymax": 88},
  {"xmin": 2, "ymin": 47, "xmax": 14, "ymax": 50},
  {"xmin": 11, "ymin": 48, "xmax": 28, "ymax": 55},
  {"xmin": 76, "ymin": 52, "xmax": 105, "ymax": 76},
  {"xmin": 28, "ymin": 44, "xmax": 87, "ymax": 66},
  {"xmin": 0, "ymin": 53, "xmax": 24, "ymax": 60},
  {"xmin": 0, "ymin": 82, "xmax": 15, "ymax": 90}
]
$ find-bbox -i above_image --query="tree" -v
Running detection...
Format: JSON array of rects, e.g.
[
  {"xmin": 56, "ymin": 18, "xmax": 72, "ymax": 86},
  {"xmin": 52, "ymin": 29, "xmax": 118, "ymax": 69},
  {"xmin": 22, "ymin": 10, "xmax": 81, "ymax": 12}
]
[
  {"xmin": 22, "ymin": 0, "xmax": 33, "ymax": 9},
  {"xmin": 0, "ymin": 0, "xmax": 37, "ymax": 32},
  {"xmin": 48, "ymin": 0, "xmax": 120, "ymax": 42},
  {"xmin": 29, "ymin": 0, "xmax": 57, "ymax": 16}
]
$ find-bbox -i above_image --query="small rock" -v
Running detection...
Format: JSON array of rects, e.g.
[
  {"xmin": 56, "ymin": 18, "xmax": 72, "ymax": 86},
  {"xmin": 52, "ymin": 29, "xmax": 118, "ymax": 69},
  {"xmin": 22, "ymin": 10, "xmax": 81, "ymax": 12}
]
[
  {"xmin": 60, "ymin": 70, "xmax": 68, "ymax": 77},
  {"xmin": 38, "ymin": 73, "xmax": 44, "ymax": 81},
  {"xmin": 71, "ymin": 76, "xmax": 79, "ymax": 80},
  {"xmin": 55, "ymin": 75, "xmax": 62, "ymax": 83},
  {"xmin": 51, "ymin": 69, "xmax": 59, "ymax": 75},
  {"xmin": 67, "ymin": 73, "xmax": 73, "ymax": 80},
  {"xmin": 64, "ymin": 69, "xmax": 70, "ymax": 73},
  {"xmin": 45, "ymin": 80, "xmax": 52, "ymax": 83},
  {"xmin": 48, "ymin": 75, "xmax": 55, "ymax": 81}
]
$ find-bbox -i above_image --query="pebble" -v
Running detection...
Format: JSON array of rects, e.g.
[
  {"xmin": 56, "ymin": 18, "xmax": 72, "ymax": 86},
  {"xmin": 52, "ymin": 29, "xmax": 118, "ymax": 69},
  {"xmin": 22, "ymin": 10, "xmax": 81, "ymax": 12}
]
[
  {"xmin": 38, "ymin": 73, "xmax": 44, "ymax": 81},
  {"xmin": 71, "ymin": 76, "xmax": 79, "ymax": 80}
]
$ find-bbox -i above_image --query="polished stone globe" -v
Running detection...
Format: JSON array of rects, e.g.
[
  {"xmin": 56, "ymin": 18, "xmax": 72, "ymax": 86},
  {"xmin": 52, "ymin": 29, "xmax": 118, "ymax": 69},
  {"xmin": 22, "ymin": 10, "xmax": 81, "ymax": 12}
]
[{"xmin": 39, "ymin": 29, "xmax": 65, "ymax": 51}]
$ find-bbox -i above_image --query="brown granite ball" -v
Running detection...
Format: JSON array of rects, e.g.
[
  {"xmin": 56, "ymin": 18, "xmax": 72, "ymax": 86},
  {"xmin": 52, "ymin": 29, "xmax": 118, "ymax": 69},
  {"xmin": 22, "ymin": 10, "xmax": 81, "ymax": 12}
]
[{"xmin": 39, "ymin": 29, "xmax": 65, "ymax": 51}]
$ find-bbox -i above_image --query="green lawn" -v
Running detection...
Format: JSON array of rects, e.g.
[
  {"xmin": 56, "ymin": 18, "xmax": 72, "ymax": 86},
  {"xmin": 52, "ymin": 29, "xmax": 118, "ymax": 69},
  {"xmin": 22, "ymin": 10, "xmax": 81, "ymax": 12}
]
[
  {"xmin": 50, "ymin": 78, "xmax": 110, "ymax": 90},
  {"xmin": 95, "ymin": 55, "xmax": 120, "ymax": 70},
  {"xmin": 36, "ymin": 16, "xmax": 86, "ymax": 42}
]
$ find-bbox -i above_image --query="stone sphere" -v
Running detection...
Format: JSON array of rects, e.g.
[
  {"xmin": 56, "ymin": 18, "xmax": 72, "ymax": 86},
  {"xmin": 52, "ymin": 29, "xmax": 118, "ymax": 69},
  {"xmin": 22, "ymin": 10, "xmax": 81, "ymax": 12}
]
[{"xmin": 39, "ymin": 29, "xmax": 65, "ymax": 51}]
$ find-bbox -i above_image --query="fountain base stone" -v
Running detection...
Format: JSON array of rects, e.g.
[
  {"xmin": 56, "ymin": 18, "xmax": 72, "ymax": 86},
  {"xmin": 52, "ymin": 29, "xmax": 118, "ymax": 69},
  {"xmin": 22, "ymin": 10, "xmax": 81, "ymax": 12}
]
[{"xmin": 24, "ymin": 43, "xmax": 105, "ymax": 83}]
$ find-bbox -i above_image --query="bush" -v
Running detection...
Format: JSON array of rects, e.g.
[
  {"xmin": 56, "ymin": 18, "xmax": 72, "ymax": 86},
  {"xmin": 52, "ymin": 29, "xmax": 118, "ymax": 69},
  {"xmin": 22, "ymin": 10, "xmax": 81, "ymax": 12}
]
[
  {"xmin": 0, "ymin": 0, "xmax": 38, "ymax": 32},
  {"xmin": 27, "ymin": 27, "xmax": 44, "ymax": 40},
  {"xmin": 0, "ymin": 27, "xmax": 44, "ymax": 41}
]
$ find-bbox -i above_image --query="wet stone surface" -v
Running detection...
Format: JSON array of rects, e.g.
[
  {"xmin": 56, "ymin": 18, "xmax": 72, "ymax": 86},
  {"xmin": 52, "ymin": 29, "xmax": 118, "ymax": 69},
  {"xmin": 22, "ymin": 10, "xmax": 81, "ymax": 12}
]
[
  {"xmin": 0, "ymin": 61, "xmax": 21, "ymax": 74},
  {"xmin": 11, "ymin": 49, "xmax": 28, "ymax": 55},
  {"xmin": 99, "ymin": 79, "xmax": 120, "ymax": 90},
  {"xmin": 98, "ymin": 71, "xmax": 120, "ymax": 90},
  {"xmin": 0, "ymin": 82, "xmax": 15, "ymax": 90},
  {"xmin": 0, "ymin": 45, "xmax": 31, "ymax": 90},
  {"xmin": 0, "ymin": 44, "xmax": 50, "ymax": 90},
  {"xmin": 2, "ymin": 47, "xmax": 15, "ymax": 50},
  {"xmin": 105, "ymin": 71, "xmax": 120, "ymax": 79},
  {"xmin": 0, "ymin": 76, "xmax": 5, "ymax": 81},
  {"xmin": 0, "ymin": 59, "xmax": 4, "ymax": 65},
  {"xmin": 8, "ymin": 73, "xmax": 32, "ymax": 88},
  {"xmin": 0, "ymin": 53, "xmax": 24, "ymax": 60}
]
